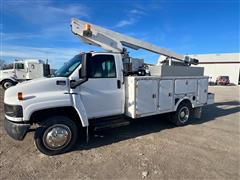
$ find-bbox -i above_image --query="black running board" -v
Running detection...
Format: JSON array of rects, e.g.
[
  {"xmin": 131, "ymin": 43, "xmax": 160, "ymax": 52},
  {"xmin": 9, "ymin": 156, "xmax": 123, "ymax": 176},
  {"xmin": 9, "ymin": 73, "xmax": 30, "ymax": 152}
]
[
  {"xmin": 89, "ymin": 115, "xmax": 131, "ymax": 131},
  {"xmin": 94, "ymin": 120, "xmax": 130, "ymax": 131}
]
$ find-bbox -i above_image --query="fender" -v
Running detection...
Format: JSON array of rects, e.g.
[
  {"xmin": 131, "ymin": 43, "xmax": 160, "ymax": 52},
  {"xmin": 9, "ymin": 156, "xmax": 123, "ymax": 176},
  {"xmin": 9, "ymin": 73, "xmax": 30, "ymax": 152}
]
[
  {"xmin": 24, "ymin": 98, "xmax": 73, "ymax": 121},
  {"xmin": 0, "ymin": 77, "xmax": 18, "ymax": 84},
  {"xmin": 174, "ymin": 97, "xmax": 194, "ymax": 111},
  {"xmin": 25, "ymin": 97, "xmax": 88, "ymax": 127}
]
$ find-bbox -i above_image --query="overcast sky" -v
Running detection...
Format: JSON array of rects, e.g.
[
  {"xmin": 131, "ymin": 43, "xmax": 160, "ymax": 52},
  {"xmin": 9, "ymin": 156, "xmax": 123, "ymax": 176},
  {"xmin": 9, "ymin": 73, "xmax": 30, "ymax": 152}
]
[{"xmin": 0, "ymin": 0, "xmax": 239, "ymax": 68}]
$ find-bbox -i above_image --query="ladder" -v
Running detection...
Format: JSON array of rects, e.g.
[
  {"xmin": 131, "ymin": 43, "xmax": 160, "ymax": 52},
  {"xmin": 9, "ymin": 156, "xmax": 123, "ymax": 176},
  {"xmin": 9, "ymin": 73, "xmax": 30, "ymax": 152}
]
[{"xmin": 71, "ymin": 18, "xmax": 197, "ymax": 64}]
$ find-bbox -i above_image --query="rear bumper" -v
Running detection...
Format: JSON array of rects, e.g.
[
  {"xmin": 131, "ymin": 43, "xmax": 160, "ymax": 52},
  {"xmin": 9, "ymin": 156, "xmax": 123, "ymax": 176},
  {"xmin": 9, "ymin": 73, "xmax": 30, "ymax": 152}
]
[{"xmin": 4, "ymin": 117, "xmax": 30, "ymax": 140}]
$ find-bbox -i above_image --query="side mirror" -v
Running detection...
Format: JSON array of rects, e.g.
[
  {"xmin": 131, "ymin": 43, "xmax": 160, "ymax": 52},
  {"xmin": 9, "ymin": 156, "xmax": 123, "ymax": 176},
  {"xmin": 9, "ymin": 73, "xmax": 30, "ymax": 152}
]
[
  {"xmin": 71, "ymin": 53, "xmax": 91, "ymax": 89},
  {"xmin": 79, "ymin": 53, "xmax": 91, "ymax": 78}
]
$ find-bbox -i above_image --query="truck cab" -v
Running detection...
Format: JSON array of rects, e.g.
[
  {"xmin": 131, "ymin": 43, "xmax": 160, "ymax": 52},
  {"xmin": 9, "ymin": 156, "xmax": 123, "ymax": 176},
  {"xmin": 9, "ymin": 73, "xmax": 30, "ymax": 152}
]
[{"xmin": 77, "ymin": 53, "xmax": 124, "ymax": 118}]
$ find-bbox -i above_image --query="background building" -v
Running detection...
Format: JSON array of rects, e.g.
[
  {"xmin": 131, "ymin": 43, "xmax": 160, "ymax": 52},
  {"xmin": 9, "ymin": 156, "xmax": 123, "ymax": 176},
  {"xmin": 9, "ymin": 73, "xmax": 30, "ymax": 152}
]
[{"xmin": 190, "ymin": 53, "xmax": 240, "ymax": 85}]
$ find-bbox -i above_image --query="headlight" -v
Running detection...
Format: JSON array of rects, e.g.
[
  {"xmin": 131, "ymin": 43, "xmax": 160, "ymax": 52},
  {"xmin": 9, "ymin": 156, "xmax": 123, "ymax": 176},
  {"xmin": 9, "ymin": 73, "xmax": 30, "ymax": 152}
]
[{"xmin": 4, "ymin": 104, "xmax": 23, "ymax": 117}]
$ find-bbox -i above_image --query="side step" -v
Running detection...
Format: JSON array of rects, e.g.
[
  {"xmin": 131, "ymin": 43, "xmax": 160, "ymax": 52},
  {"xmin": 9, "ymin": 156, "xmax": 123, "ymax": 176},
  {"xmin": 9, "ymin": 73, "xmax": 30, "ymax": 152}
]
[
  {"xmin": 89, "ymin": 115, "xmax": 130, "ymax": 131},
  {"xmin": 95, "ymin": 120, "xmax": 130, "ymax": 131}
]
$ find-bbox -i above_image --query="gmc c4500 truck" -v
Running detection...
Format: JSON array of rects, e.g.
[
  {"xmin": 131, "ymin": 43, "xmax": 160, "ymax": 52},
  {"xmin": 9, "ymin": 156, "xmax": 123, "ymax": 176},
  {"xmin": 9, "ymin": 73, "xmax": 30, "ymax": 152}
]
[{"xmin": 4, "ymin": 18, "xmax": 214, "ymax": 155}]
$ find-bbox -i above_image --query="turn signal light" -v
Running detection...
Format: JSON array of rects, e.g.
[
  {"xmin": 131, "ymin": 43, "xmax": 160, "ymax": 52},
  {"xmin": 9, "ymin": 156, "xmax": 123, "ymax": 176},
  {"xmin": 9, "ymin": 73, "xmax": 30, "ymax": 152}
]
[{"xmin": 17, "ymin": 92, "xmax": 24, "ymax": 100}]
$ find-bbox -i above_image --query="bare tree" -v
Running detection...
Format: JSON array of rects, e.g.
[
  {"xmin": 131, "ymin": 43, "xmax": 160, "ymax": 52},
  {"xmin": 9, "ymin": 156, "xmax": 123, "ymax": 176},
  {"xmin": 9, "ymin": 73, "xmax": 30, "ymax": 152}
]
[
  {"xmin": 0, "ymin": 59, "xmax": 6, "ymax": 69},
  {"xmin": 0, "ymin": 60, "xmax": 13, "ymax": 70}
]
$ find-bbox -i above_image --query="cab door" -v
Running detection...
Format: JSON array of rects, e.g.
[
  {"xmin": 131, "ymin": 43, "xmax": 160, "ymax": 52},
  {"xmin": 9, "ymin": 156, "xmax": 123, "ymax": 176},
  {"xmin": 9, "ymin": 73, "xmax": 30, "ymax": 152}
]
[
  {"xmin": 79, "ymin": 54, "xmax": 124, "ymax": 118},
  {"xmin": 14, "ymin": 63, "xmax": 27, "ymax": 80}
]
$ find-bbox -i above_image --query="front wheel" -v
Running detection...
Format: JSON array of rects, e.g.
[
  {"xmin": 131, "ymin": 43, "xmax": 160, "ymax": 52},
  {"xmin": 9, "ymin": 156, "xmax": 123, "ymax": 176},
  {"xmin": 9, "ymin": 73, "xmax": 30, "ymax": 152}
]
[
  {"xmin": 34, "ymin": 116, "xmax": 78, "ymax": 156},
  {"xmin": 170, "ymin": 102, "xmax": 192, "ymax": 126},
  {"xmin": 2, "ymin": 80, "xmax": 14, "ymax": 90}
]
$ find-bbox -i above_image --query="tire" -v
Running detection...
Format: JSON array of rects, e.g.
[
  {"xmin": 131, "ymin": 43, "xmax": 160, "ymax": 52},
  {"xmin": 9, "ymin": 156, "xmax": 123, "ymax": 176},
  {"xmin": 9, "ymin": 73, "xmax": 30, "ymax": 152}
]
[
  {"xmin": 170, "ymin": 102, "xmax": 192, "ymax": 126},
  {"xmin": 34, "ymin": 116, "xmax": 78, "ymax": 156},
  {"xmin": 2, "ymin": 80, "xmax": 14, "ymax": 90}
]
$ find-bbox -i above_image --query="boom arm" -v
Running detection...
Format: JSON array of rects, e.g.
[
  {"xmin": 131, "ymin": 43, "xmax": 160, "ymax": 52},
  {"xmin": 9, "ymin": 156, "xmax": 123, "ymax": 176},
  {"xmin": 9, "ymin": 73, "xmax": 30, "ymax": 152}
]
[{"xmin": 71, "ymin": 18, "xmax": 197, "ymax": 64}]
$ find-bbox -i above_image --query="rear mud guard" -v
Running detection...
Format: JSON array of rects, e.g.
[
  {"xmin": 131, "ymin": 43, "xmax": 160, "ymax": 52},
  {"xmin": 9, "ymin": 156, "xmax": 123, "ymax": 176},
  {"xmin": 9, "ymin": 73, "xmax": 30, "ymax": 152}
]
[{"xmin": 193, "ymin": 107, "xmax": 202, "ymax": 119}]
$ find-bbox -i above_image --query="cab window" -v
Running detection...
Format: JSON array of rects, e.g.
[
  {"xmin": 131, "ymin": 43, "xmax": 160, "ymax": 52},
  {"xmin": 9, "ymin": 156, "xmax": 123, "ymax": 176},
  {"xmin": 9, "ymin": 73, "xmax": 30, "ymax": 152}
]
[
  {"xmin": 15, "ymin": 63, "xmax": 24, "ymax": 70},
  {"xmin": 88, "ymin": 55, "xmax": 116, "ymax": 78}
]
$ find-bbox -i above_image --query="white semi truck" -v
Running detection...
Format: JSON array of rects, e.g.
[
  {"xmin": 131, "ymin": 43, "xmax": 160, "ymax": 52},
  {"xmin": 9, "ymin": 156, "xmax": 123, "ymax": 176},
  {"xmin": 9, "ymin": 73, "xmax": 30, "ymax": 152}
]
[
  {"xmin": 4, "ymin": 18, "xmax": 214, "ymax": 155},
  {"xmin": 0, "ymin": 59, "xmax": 50, "ymax": 89}
]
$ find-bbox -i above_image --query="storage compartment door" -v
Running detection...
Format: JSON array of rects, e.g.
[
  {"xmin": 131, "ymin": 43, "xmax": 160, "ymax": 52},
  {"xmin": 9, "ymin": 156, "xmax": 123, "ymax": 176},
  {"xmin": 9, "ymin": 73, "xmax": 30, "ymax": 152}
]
[
  {"xmin": 15, "ymin": 63, "xmax": 27, "ymax": 80},
  {"xmin": 136, "ymin": 80, "xmax": 158, "ymax": 115},
  {"xmin": 175, "ymin": 79, "xmax": 198, "ymax": 94},
  {"xmin": 159, "ymin": 80, "xmax": 173, "ymax": 111},
  {"xmin": 198, "ymin": 79, "xmax": 208, "ymax": 104}
]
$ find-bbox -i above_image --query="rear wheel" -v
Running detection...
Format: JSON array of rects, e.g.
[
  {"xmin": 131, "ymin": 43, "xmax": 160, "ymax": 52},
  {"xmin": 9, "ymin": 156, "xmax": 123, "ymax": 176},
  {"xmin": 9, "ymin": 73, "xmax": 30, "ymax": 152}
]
[
  {"xmin": 34, "ymin": 116, "xmax": 78, "ymax": 156},
  {"xmin": 170, "ymin": 102, "xmax": 192, "ymax": 126},
  {"xmin": 2, "ymin": 80, "xmax": 14, "ymax": 90}
]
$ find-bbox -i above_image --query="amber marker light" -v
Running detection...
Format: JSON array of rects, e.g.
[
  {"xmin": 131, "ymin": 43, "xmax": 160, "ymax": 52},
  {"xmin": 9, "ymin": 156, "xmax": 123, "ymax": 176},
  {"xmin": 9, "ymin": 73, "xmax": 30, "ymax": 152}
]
[
  {"xmin": 17, "ymin": 92, "xmax": 24, "ymax": 100},
  {"xmin": 85, "ymin": 24, "xmax": 91, "ymax": 31}
]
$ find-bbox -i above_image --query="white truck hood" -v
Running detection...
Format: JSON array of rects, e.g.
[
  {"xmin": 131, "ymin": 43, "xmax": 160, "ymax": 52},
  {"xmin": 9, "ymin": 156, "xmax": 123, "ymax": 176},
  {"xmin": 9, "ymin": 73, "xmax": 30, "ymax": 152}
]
[
  {"xmin": 4, "ymin": 77, "xmax": 69, "ymax": 105},
  {"xmin": 0, "ymin": 69, "xmax": 15, "ymax": 81}
]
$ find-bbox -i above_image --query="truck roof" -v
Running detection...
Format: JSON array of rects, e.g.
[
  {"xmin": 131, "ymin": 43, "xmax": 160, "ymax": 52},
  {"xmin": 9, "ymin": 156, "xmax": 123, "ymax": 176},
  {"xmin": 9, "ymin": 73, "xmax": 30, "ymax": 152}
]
[{"xmin": 15, "ymin": 59, "xmax": 45, "ymax": 64}]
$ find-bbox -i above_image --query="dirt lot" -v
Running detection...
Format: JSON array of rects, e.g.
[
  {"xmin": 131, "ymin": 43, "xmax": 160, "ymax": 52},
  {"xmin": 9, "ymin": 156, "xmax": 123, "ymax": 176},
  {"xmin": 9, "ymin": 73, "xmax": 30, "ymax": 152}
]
[{"xmin": 0, "ymin": 86, "xmax": 239, "ymax": 180}]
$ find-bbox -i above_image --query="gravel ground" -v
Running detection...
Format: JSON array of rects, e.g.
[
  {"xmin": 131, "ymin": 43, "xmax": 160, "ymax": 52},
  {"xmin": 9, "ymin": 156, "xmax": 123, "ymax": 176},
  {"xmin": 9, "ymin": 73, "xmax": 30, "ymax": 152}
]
[{"xmin": 0, "ymin": 86, "xmax": 239, "ymax": 180}]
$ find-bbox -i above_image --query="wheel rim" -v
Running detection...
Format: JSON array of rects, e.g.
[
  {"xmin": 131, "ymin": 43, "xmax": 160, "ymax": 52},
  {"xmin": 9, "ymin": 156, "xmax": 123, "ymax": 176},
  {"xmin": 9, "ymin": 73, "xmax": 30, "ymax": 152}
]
[
  {"xmin": 43, "ymin": 124, "xmax": 72, "ymax": 150},
  {"xmin": 178, "ymin": 106, "xmax": 190, "ymax": 123},
  {"xmin": 4, "ymin": 82, "xmax": 13, "ymax": 89}
]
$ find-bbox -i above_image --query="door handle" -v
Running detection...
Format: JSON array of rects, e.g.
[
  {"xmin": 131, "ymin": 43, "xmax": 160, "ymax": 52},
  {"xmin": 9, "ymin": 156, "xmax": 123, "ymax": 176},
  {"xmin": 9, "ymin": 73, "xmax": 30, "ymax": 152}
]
[{"xmin": 117, "ymin": 80, "xmax": 121, "ymax": 89}]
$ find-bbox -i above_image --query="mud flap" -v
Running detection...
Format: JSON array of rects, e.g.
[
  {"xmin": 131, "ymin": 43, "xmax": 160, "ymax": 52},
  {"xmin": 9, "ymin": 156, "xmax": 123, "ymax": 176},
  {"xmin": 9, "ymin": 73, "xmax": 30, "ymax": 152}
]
[{"xmin": 193, "ymin": 107, "xmax": 202, "ymax": 119}]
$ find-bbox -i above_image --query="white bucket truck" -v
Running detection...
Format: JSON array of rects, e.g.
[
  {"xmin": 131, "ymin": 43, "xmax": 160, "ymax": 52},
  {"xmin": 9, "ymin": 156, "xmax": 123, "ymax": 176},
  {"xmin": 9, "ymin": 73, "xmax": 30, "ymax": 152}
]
[
  {"xmin": 0, "ymin": 59, "xmax": 50, "ymax": 89},
  {"xmin": 4, "ymin": 19, "xmax": 214, "ymax": 155}
]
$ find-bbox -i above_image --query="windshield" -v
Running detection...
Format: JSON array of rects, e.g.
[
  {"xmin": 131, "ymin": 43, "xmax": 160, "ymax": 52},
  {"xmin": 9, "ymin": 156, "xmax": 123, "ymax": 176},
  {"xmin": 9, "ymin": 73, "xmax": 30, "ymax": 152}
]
[{"xmin": 55, "ymin": 54, "xmax": 82, "ymax": 77}]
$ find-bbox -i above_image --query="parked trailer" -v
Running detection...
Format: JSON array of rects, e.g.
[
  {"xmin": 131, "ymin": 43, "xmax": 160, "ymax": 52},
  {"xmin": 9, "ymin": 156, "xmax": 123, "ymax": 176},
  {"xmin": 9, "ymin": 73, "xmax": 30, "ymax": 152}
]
[{"xmin": 3, "ymin": 19, "xmax": 214, "ymax": 155}]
